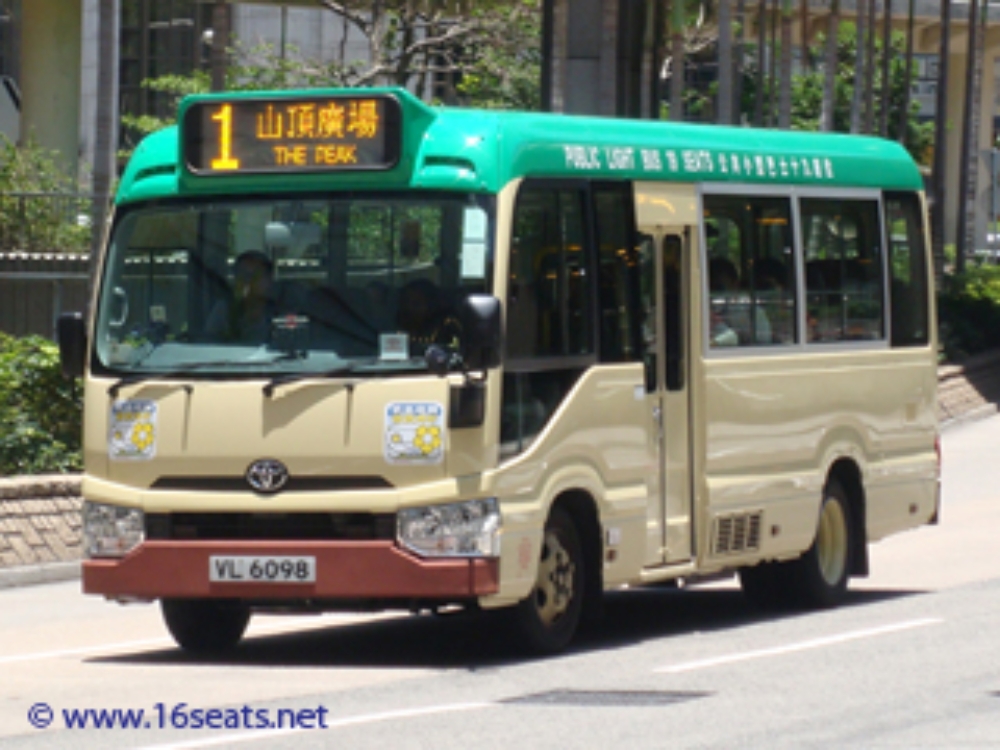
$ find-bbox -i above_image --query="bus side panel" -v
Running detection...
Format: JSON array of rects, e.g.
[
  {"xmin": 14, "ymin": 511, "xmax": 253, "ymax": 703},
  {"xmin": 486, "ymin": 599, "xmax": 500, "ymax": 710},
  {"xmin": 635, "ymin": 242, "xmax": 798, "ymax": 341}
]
[
  {"xmin": 487, "ymin": 363, "xmax": 651, "ymax": 606},
  {"xmin": 697, "ymin": 347, "xmax": 938, "ymax": 569}
]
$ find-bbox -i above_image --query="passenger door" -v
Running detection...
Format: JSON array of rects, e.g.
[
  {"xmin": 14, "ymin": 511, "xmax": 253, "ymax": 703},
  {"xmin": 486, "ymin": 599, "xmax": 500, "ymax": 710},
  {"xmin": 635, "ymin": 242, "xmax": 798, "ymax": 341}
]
[{"xmin": 640, "ymin": 229, "xmax": 693, "ymax": 566}]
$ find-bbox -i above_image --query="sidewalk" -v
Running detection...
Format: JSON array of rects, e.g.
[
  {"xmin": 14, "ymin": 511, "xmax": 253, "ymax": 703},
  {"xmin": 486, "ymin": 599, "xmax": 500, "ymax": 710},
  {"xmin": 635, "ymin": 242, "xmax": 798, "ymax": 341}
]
[{"xmin": 3, "ymin": 350, "xmax": 1000, "ymax": 589}]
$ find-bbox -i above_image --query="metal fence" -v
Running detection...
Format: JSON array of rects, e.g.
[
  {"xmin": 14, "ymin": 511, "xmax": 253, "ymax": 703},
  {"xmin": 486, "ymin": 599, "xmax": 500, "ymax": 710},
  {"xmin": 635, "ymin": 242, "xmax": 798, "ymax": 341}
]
[{"xmin": 0, "ymin": 252, "xmax": 91, "ymax": 339}]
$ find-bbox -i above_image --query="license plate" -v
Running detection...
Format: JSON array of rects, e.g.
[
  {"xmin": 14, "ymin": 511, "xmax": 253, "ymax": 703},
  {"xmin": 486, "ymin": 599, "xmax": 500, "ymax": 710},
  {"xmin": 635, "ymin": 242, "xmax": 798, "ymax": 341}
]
[{"xmin": 209, "ymin": 556, "xmax": 316, "ymax": 584}]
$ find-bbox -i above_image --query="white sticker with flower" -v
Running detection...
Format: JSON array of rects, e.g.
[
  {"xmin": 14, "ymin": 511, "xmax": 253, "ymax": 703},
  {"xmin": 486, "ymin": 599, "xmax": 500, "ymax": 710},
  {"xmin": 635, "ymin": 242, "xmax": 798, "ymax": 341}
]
[
  {"xmin": 109, "ymin": 399, "xmax": 158, "ymax": 461},
  {"xmin": 384, "ymin": 402, "xmax": 445, "ymax": 465}
]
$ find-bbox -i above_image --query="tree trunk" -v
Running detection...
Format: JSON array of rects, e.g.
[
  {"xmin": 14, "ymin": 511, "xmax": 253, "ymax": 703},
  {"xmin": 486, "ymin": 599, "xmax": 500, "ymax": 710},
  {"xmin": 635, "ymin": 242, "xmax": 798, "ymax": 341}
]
[
  {"xmin": 778, "ymin": 0, "xmax": 793, "ymax": 128},
  {"xmin": 897, "ymin": 0, "xmax": 916, "ymax": 145},
  {"xmin": 734, "ymin": 0, "xmax": 748, "ymax": 124},
  {"xmin": 878, "ymin": 0, "xmax": 892, "ymax": 137},
  {"xmin": 850, "ymin": 0, "xmax": 867, "ymax": 133},
  {"xmin": 210, "ymin": 0, "xmax": 229, "ymax": 92},
  {"xmin": 648, "ymin": 0, "xmax": 666, "ymax": 119},
  {"xmin": 768, "ymin": 0, "xmax": 779, "ymax": 126},
  {"xmin": 755, "ymin": 0, "xmax": 767, "ymax": 126},
  {"xmin": 718, "ymin": 0, "xmax": 733, "ymax": 124},
  {"xmin": 956, "ymin": 0, "xmax": 983, "ymax": 271},
  {"xmin": 862, "ymin": 0, "xmax": 877, "ymax": 133},
  {"xmin": 90, "ymin": 0, "xmax": 116, "ymax": 273},
  {"xmin": 799, "ymin": 0, "xmax": 810, "ymax": 74},
  {"xmin": 669, "ymin": 0, "xmax": 685, "ymax": 121},
  {"xmin": 821, "ymin": 0, "xmax": 840, "ymax": 132},
  {"xmin": 931, "ymin": 0, "xmax": 951, "ymax": 279}
]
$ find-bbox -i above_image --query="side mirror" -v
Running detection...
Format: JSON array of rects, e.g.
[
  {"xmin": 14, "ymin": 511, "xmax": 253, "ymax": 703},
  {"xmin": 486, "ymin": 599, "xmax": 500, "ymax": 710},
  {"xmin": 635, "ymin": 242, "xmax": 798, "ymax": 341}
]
[
  {"xmin": 57, "ymin": 312, "xmax": 87, "ymax": 378},
  {"xmin": 458, "ymin": 294, "xmax": 501, "ymax": 371}
]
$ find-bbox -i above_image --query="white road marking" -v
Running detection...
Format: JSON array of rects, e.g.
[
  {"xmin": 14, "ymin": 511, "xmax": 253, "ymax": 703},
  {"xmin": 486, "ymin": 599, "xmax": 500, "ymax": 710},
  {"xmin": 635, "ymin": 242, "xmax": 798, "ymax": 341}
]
[
  {"xmin": 654, "ymin": 617, "xmax": 943, "ymax": 674},
  {"xmin": 0, "ymin": 615, "xmax": 374, "ymax": 665},
  {"xmin": 134, "ymin": 703, "xmax": 493, "ymax": 750}
]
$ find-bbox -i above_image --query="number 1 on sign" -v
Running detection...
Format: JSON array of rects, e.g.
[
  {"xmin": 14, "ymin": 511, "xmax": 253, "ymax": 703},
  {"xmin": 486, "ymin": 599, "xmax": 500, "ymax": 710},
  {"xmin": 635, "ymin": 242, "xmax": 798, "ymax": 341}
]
[{"xmin": 210, "ymin": 104, "xmax": 240, "ymax": 171}]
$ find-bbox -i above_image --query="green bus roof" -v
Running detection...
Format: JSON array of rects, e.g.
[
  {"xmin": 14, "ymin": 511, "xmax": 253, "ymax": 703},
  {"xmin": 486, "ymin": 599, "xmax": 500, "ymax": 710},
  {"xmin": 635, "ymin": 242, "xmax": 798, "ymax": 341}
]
[{"xmin": 115, "ymin": 87, "xmax": 924, "ymax": 206}]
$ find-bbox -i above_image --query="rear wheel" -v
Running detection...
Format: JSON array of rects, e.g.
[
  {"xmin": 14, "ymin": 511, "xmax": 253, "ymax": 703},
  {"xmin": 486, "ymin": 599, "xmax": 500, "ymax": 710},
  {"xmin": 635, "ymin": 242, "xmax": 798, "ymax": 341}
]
[
  {"xmin": 513, "ymin": 507, "xmax": 585, "ymax": 654},
  {"xmin": 161, "ymin": 599, "xmax": 250, "ymax": 653},
  {"xmin": 787, "ymin": 478, "xmax": 853, "ymax": 607}
]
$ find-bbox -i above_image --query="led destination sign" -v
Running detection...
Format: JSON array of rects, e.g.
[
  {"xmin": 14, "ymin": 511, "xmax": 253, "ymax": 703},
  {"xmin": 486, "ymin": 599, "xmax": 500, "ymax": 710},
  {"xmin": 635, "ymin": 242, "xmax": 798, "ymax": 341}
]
[{"xmin": 182, "ymin": 94, "xmax": 401, "ymax": 175}]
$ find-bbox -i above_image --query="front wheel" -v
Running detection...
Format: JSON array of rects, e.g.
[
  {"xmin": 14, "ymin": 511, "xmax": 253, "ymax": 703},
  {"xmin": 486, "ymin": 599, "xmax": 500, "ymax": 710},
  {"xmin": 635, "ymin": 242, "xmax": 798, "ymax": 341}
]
[
  {"xmin": 512, "ymin": 507, "xmax": 585, "ymax": 654},
  {"xmin": 787, "ymin": 478, "xmax": 853, "ymax": 608},
  {"xmin": 161, "ymin": 599, "xmax": 250, "ymax": 653}
]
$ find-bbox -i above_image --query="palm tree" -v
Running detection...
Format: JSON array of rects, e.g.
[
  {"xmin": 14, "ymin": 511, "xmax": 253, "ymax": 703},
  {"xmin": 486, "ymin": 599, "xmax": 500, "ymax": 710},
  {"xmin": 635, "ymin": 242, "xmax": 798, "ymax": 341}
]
[
  {"xmin": 89, "ymin": 0, "xmax": 116, "ymax": 270},
  {"xmin": 778, "ymin": 0, "xmax": 793, "ymax": 128},
  {"xmin": 931, "ymin": 0, "xmax": 952, "ymax": 277},
  {"xmin": 718, "ymin": 0, "xmax": 734, "ymax": 124},
  {"xmin": 669, "ymin": 0, "xmax": 685, "ymax": 121},
  {"xmin": 878, "ymin": 0, "xmax": 893, "ymax": 137},
  {"xmin": 211, "ymin": 0, "xmax": 229, "ymax": 91},
  {"xmin": 850, "ymin": 0, "xmax": 867, "ymax": 133},
  {"xmin": 800, "ymin": 0, "xmax": 811, "ymax": 75},
  {"xmin": 754, "ymin": 0, "xmax": 767, "ymax": 125},
  {"xmin": 956, "ymin": 0, "xmax": 984, "ymax": 270},
  {"xmin": 821, "ymin": 0, "xmax": 840, "ymax": 132},
  {"xmin": 734, "ymin": 0, "xmax": 749, "ymax": 124},
  {"xmin": 768, "ymin": 0, "xmax": 779, "ymax": 126},
  {"xmin": 896, "ymin": 0, "xmax": 916, "ymax": 146},
  {"xmin": 862, "ymin": 0, "xmax": 877, "ymax": 133}
]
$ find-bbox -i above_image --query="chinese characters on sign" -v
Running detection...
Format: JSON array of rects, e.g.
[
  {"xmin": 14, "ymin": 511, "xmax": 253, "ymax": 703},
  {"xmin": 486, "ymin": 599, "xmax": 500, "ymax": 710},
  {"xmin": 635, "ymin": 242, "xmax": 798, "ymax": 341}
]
[
  {"xmin": 562, "ymin": 144, "xmax": 837, "ymax": 181},
  {"xmin": 184, "ymin": 95, "xmax": 398, "ymax": 174}
]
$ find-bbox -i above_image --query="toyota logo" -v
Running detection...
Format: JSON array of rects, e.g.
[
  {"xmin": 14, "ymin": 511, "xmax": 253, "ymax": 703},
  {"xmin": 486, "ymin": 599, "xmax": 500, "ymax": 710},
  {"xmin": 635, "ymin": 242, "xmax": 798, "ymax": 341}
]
[{"xmin": 245, "ymin": 459, "xmax": 289, "ymax": 493}]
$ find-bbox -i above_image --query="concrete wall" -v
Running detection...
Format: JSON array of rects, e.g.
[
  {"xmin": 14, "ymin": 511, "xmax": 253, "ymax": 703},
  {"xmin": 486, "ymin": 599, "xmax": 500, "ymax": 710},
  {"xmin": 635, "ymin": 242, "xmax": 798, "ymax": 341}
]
[{"xmin": 0, "ymin": 477, "xmax": 83, "ymax": 569}]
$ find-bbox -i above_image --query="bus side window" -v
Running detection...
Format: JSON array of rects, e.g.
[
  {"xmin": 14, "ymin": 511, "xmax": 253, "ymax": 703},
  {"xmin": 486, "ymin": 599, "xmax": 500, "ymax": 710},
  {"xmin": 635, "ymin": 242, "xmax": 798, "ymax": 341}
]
[
  {"xmin": 507, "ymin": 185, "xmax": 592, "ymax": 359},
  {"xmin": 502, "ymin": 181, "xmax": 594, "ymax": 460},
  {"xmin": 885, "ymin": 192, "xmax": 930, "ymax": 347},
  {"xmin": 704, "ymin": 195, "xmax": 797, "ymax": 348},
  {"xmin": 801, "ymin": 198, "xmax": 885, "ymax": 343}
]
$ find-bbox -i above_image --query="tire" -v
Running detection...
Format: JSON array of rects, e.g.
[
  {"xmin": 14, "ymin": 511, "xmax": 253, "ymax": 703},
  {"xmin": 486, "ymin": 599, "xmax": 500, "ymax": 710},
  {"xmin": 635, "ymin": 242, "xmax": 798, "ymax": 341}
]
[
  {"xmin": 161, "ymin": 599, "xmax": 250, "ymax": 653},
  {"xmin": 787, "ymin": 477, "xmax": 853, "ymax": 608},
  {"xmin": 512, "ymin": 507, "xmax": 585, "ymax": 654}
]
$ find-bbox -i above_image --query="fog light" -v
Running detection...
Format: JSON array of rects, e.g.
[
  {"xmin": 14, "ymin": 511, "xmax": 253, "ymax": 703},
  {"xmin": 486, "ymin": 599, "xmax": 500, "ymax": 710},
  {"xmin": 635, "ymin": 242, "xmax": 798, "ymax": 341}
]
[{"xmin": 83, "ymin": 501, "xmax": 144, "ymax": 558}]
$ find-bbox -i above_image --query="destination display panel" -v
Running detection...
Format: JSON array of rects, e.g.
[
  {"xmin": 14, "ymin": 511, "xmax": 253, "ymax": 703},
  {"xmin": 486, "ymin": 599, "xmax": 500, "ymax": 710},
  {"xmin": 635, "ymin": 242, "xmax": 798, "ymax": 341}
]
[{"xmin": 182, "ymin": 94, "xmax": 402, "ymax": 175}]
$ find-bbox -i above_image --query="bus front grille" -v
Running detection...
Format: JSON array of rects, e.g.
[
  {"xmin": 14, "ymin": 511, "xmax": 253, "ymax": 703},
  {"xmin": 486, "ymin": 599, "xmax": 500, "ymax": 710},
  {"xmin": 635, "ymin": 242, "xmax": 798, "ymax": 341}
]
[{"xmin": 145, "ymin": 512, "xmax": 396, "ymax": 541}]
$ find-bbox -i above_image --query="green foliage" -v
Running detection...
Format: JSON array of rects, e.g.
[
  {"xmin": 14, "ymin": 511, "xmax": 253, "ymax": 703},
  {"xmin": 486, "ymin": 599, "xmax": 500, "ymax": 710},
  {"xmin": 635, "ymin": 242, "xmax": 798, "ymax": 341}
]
[
  {"xmin": 0, "ymin": 137, "xmax": 90, "ymax": 253},
  {"xmin": 938, "ymin": 265, "xmax": 1000, "ymax": 361},
  {"xmin": 120, "ymin": 2, "xmax": 544, "ymax": 155},
  {"xmin": 0, "ymin": 334, "xmax": 82, "ymax": 475},
  {"xmin": 728, "ymin": 23, "xmax": 932, "ymax": 165},
  {"xmin": 455, "ymin": 0, "xmax": 541, "ymax": 110}
]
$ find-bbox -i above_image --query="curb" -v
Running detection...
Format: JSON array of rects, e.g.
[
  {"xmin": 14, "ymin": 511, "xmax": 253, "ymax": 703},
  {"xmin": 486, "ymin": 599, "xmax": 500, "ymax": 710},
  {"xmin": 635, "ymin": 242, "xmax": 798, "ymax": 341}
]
[
  {"xmin": 940, "ymin": 403, "xmax": 1000, "ymax": 432},
  {"xmin": 0, "ymin": 560, "xmax": 81, "ymax": 590}
]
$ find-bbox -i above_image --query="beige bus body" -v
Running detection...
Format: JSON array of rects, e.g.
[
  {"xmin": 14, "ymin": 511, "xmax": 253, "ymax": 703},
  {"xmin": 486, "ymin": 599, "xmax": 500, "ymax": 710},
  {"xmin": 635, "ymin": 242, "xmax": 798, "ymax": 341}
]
[{"xmin": 79, "ymin": 177, "xmax": 938, "ymax": 642}]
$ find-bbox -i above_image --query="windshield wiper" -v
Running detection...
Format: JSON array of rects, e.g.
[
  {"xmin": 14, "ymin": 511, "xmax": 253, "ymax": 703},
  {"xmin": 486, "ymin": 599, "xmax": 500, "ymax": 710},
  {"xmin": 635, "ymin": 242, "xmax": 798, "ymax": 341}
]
[
  {"xmin": 107, "ymin": 354, "xmax": 302, "ymax": 398},
  {"xmin": 262, "ymin": 361, "xmax": 363, "ymax": 398}
]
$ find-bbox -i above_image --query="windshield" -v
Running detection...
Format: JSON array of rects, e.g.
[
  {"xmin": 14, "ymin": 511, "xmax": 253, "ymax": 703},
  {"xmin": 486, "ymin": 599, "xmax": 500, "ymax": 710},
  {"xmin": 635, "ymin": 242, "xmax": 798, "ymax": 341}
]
[{"xmin": 94, "ymin": 193, "xmax": 493, "ymax": 377}]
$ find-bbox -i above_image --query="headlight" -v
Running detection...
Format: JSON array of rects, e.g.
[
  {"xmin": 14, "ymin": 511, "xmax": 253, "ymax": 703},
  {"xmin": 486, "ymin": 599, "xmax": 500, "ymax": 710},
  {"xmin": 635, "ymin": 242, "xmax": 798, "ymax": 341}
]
[
  {"xmin": 83, "ymin": 501, "xmax": 144, "ymax": 558},
  {"xmin": 397, "ymin": 498, "xmax": 500, "ymax": 558}
]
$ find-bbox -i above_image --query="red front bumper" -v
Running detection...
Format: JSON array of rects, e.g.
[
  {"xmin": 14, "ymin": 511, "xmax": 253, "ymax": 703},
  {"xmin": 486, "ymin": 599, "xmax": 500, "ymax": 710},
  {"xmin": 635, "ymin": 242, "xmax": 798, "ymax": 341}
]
[{"xmin": 83, "ymin": 540, "xmax": 499, "ymax": 600}]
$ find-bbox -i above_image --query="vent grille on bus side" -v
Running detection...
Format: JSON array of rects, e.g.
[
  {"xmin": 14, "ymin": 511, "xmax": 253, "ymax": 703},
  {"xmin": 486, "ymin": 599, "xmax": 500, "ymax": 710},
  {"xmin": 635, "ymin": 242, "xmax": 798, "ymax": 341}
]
[{"xmin": 712, "ymin": 512, "xmax": 763, "ymax": 556}]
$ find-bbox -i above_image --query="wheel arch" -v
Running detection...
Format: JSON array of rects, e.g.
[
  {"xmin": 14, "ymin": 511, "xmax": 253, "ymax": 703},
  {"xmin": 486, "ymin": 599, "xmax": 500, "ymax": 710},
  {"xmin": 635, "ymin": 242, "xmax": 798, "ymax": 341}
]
[
  {"xmin": 827, "ymin": 457, "xmax": 869, "ymax": 577},
  {"xmin": 550, "ymin": 488, "xmax": 603, "ymax": 622}
]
